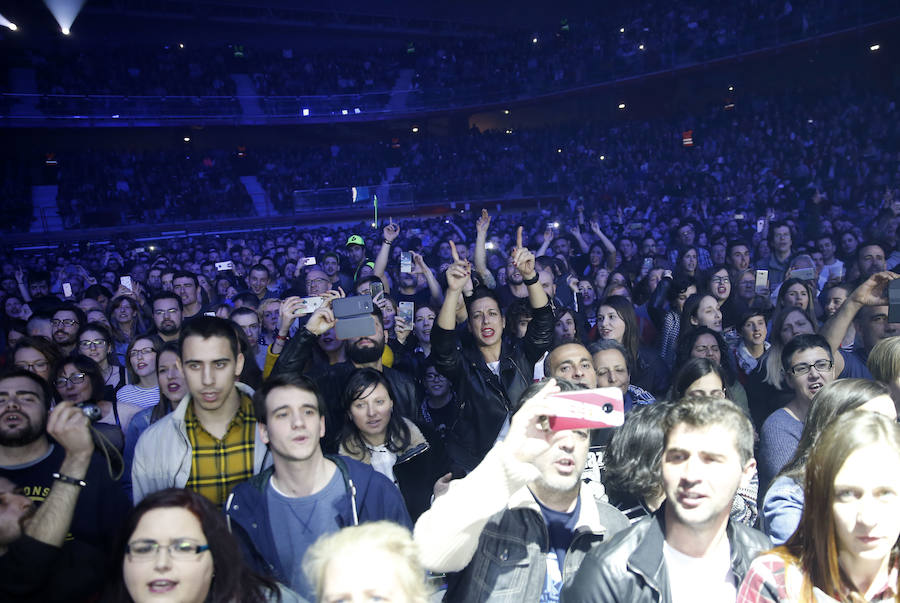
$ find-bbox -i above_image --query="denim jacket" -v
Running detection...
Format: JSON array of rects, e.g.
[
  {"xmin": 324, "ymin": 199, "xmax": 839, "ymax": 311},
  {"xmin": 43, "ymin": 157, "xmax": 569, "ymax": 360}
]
[{"xmin": 414, "ymin": 446, "xmax": 629, "ymax": 602}]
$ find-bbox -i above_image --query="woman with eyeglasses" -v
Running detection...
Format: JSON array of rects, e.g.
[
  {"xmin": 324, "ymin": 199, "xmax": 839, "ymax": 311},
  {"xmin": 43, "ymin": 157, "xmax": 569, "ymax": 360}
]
[
  {"xmin": 76, "ymin": 322, "xmax": 126, "ymax": 400},
  {"xmin": 53, "ymin": 355, "xmax": 137, "ymax": 453},
  {"xmin": 738, "ymin": 411, "xmax": 900, "ymax": 602},
  {"xmin": 116, "ymin": 336, "xmax": 164, "ymax": 426},
  {"xmin": 105, "ymin": 487, "xmax": 304, "ymax": 603},
  {"xmin": 704, "ymin": 266, "xmax": 740, "ymax": 331},
  {"xmin": 257, "ymin": 298, "xmax": 281, "ymax": 355},
  {"xmin": 12, "ymin": 336, "xmax": 63, "ymax": 384}
]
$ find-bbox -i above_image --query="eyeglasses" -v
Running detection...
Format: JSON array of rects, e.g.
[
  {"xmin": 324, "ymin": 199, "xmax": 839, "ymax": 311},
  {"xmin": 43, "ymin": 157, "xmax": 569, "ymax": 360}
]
[
  {"xmin": 153, "ymin": 308, "xmax": 180, "ymax": 317},
  {"xmin": 126, "ymin": 538, "xmax": 210, "ymax": 562},
  {"xmin": 710, "ymin": 277, "xmax": 730, "ymax": 285},
  {"xmin": 129, "ymin": 348, "xmax": 157, "ymax": 359},
  {"xmin": 15, "ymin": 360, "xmax": 48, "ymax": 372},
  {"xmin": 79, "ymin": 339, "xmax": 107, "ymax": 349},
  {"xmin": 306, "ymin": 278, "xmax": 329, "ymax": 287},
  {"xmin": 424, "ymin": 373, "xmax": 446, "ymax": 382},
  {"xmin": 55, "ymin": 373, "xmax": 86, "ymax": 388},
  {"xmin": 687, "ymin": 389, "xmax": 727, "ymax": 399},
  {"xmin": 51, "ymin": 318, "xmax": 79, "ymax": 327},
  {"xmin": 788, "ymin": 359, "xmax": 833, "ymax": 376}
]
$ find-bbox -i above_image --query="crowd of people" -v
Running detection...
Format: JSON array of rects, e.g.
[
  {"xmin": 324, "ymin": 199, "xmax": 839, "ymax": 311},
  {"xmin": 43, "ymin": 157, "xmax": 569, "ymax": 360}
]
[{"xmin": 2, "ymin": 175, "xmax": 900, "ymax": 598}]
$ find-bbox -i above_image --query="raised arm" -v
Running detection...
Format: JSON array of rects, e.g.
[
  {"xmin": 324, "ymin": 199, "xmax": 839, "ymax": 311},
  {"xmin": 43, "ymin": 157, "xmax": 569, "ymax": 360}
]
[
  {"xmin": 570, "ymin": 224, "xmax": 590, "ymax": 254},
  {"xmin": 373, "ymin": 220, "xmax": 400, "ymax": 293},
  {"xmin": 590, "ymin": 220, "xmax": 618, "ymax": 271},
  {"xmin": 436, "ymin": 245, "xmax": 470, "ymax": 332},
  {"xmin": 411, "ymin": 252, "xmax": 444, "ymax": 305},
  {"xmin": 473, "ymin": 209, "xmax": 497, "ymax": 289},
  {"xmin": 513, "ymin": 226, "xmax": 549, "ymax": 311},
  {"xmin": 25, "ymin": 402, "xmax": 93, "ymax": 548},
  {"xmin": 271, "ymin": 289, "xmax": 344, "ymax": 378}
]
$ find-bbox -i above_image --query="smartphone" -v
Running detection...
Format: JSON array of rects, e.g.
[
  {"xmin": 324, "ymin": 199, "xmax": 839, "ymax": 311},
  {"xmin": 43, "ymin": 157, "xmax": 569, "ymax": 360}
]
[
  {"xmin": 755, "ymin": 270, "xmax": 769, "ymax": 295},
  {"xmin": 543, "ymin": 388, "xmax": 625, "ymax": 431},
  {"xmin": 62, "ymin": 282, "xmax": 73, "ymax": 298},
  {"xmin": 733, "ymin": 213, "xmax": 745, "ymax": 220},
  {"xmin": 120, "ymin": 276, "xmax": 133, "ymax": 291},
  {"xmin": 335, "ymin": 315, "xmax": 377, "ymax": 340},
  {"xmin": 400, "ymin": 251, "xmax": 412, "ymax": 274},
  {"xmin": 216, "ymin": 261, "xmax": 234, "ymax": 271},
  {"xmin": 756, "ymin": 219, "xmax": 765, "ymax": 234},
  {"xmin": 369, "ymin": 281, "xmax": 384, "ymax": 299},
  {"xmin": 303, "ymin": 257, "xmax": 317, "ymax": 266},
  {"xmin": 792, "ymin": 267, "xmax": 816, "ymax": 281},
  {"xmin": 642, "ymin": 257, "xmax": 653, "ymax": 270},
  {"xmin": 203, "ymin": 311, "xmax": 216, "ymax": 317},
  {"xmin": 294, "ymin": 296, "xmax": 324, "ymax": 316},
  {"xmin": 333, "ymin": 295, "xmax": 374, "ymax": 319},
  {"xmin": 398, "ymin": 301, "xmax": 414, "ymax": 325},
  {"xmin": 889, "ymin": 280, "xmax": 900, "ymax": 323}
]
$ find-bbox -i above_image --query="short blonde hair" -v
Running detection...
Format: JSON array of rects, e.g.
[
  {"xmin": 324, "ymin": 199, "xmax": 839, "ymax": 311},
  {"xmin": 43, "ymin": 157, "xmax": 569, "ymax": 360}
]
[
  {"xmin": 303, "ymin": 521, "xmax": 426, "ymax": 603},
  {"xmin": 868, "ymin": 336, "xmax": 900, "ymax": 383},
  {"xmin": 256, "ymin": 298, "xmax": 281, "ymax": 325}
]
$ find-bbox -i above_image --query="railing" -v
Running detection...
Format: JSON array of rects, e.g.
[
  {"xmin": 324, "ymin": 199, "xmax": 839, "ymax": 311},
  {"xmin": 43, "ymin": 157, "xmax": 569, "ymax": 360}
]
[{"xmin": 2, "ymin": 4, "xmax": 897, "ymax": 125}]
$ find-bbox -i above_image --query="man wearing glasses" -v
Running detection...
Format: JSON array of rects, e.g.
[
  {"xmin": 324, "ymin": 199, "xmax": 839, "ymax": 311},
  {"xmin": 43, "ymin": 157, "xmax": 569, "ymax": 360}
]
[
  {"xmin": 757, "ymin": 334, "xmax": 836, "ymax": 488},
  {"xmin": 151, "ymin": 292, "xmax": 183, "ymax": 343},
  {"xmin": 0, "ymin": 369, "xmax": 129, "ymax": 563},
  {"xmin": 51, "ymin": 304, "xmax": 85, "ymax": 355}
]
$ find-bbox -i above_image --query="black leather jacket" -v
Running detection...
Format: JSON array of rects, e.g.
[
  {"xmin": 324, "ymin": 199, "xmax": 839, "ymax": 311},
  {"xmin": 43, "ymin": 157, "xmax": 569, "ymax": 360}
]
[
  {"xmin": 561, "ymin": 507, "xmax": 772, "ymax": 603},
  {"xmin": 430, "ymin": 302, "xmax": 554, "ymax": 472},
  {"xmin": 270, "ymin": 327, "xmax": 423, "ymax": 452}
]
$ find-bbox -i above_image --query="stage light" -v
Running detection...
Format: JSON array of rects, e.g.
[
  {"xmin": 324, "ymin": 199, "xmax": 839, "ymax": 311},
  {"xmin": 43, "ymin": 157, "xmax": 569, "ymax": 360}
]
[
  {"xmin": 619, "ymin": 27, "xmax": 625, "ymax": 33},
  {"xmin": 557, "ymin": 148, "xmax": 562, "ymax": 153},
  {"xmin": 302, "ymin": 108, "xmax": 310, "ymax": 116},
  {"xmin": 354, "ymin": 108, "xmax": 361, "ymax": 114},
  {"xmin": 600, "ymin": 155, "xmax": 606, "ymax": 160},
  {"xmin": 179, "ymin": 43, "xmax": 184, "ymax": 49},
  {"xmin": 728, "ymin": 85, "xmax": 734, "ymax": 91},
  {"xmin": 341, "ymin": 109, "xmax": 348, "ymax": 115},
  {"xmin": 411, "ymin": 126, "xmax": 419, "ymax": 133},
  {"xmin": 0, "ymin": 14, "xmax": 17, "ymax": 31},
  {"xmin": 638, "ymin": 44, "xmax": 645, "ymax": 51},
  {"xmin": 183, "ymin": 137, "xmax": 190, "ymax": 142},
  {"xmin": 870, "ymin": 44, "xmax": 881, "ymax": 51},
  {"xmin": 505, "ymin": 129, "xmax": 513, "ymax": 134},
  {"xmin": 532, "ymin": 37, "xmax": 538, "ymax": 44},
  {"xmin": 503, "ymin": 109, "xmax": 510, "ymax": 115},
  {"xmin": 44, "ymin": 0, "xmax": 86, "ymax": 36},
  {"xmin": 618, "ymin": 103, "xmax": 626, "ymax": 110}
]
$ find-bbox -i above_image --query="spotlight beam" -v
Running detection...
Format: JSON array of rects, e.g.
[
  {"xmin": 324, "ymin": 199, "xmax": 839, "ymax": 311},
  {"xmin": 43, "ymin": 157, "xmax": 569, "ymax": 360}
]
[
  {"xmin": 43, "ymin": 0, "xmax": 86, "ymax": 35},
  {"xmin": 0, "ymin": 13, "xmax": 18, "ymax": 31}
]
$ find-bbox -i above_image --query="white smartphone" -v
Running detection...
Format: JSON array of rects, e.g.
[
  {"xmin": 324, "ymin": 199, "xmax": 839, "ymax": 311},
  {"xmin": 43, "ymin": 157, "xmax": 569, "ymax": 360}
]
[
  {"xmin": 216, "ymin": 261, "xmax": 234, "ymax": 271},
  {"xmin": 294, "ymin": 296, "xmax": 324, "ymax": 316},
  {"xmin": 120, "ymin": 276, "xmax": 133, "ymax": 291},
  {"xmin": 303, "ymin": 257, "xmax": 317, "ymax": 266},
  {"xmin": 62, "ymin": 282, "xmax": 73, "ymax": 298},
  {"xmin": 755, "ymin": 270, "xmax": 769, "ymax": 294}
]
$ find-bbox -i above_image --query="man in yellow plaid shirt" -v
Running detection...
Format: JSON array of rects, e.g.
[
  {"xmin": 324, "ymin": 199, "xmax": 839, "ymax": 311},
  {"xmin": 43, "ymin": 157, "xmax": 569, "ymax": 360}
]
[{"xmin": 132, "ymin": 316, "xmax": 270, "ymax": 505}]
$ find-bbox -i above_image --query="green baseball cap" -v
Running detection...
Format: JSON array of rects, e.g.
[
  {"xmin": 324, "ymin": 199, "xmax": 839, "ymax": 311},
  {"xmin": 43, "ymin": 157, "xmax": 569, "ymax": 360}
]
[{"xmin": 346, "ymin": 235, "xmax": 365, "ymax": 247}]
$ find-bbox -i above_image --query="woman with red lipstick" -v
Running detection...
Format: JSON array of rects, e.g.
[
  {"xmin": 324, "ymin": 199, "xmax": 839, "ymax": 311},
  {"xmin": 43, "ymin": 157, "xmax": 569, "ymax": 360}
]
[
  {"xmin": 337, "ymin": 368, "xmax": 450, "ymax": 521},
  {"xmin": 738, "ymin": 410, "xmax": 900, "ymax": 602}
]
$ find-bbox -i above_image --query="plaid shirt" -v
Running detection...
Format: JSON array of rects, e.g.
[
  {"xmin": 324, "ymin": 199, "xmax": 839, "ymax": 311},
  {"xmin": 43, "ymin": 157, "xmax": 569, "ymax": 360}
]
[
  {"xmin": 738, "ymin": 552, "xmax": 899, "ymax": 602},
  {"xmin": 184, "ymin": 393, "xmax": 256, "ymax": 507}
]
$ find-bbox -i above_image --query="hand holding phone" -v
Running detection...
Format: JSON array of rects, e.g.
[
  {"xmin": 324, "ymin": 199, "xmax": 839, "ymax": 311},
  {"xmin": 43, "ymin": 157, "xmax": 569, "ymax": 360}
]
[
  {"xmin": 755, "ymin": 270, "xmax": 769, "ymax": 295},
  {"xmin": 120, "ymin": 276, "xmax": 133, "ymax": 291},
  {"xmin": 542, "ymin": 388, "xmax": 625, "ymax": 431}
]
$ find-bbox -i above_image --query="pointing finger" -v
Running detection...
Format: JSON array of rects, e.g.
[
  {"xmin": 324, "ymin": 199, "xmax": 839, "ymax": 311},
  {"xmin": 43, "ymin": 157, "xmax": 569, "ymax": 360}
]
[
  {"xmin": 516, "ymin": 226, "xmax": 523, "ymax": 249},
  {"xmin": 449, "ymin": 240, "xmax": 461, "ymax": 263}
]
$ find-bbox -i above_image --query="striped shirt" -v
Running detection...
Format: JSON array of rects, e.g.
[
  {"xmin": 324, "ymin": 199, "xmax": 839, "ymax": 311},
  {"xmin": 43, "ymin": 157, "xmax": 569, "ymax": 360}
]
[{"xmin": 184, "ymin": 393, "xmax": 256, "ymax": 507}]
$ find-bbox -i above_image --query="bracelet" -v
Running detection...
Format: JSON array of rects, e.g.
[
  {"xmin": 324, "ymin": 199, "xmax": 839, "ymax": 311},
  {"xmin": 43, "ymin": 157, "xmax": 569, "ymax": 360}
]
[
  {"xmin": 52, "ymin": 472, "xmax": 87, "ymax": 488},
  {"xmin": 382, "ymin": 239, "xmax": 393, "ymax": 246},
  {"xmin": 522, "ymin": 273, "xmax": 539, "ymax": 286},
  {"xmin": 275, "ymin": 334, "xmax": 289, "ymax": 341}
]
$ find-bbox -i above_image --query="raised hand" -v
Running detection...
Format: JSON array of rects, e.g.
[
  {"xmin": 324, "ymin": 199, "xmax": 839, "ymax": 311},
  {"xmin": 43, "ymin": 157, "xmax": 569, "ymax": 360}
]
[
  {"xmin": 512, "ymin": 226, "xmax": 537, "ymax": 281},
  {"xmin": 394, "ymin": 316, "xmax": 413, "ymax": 344},
  {"xmin": 849, "ymin": 271, "xmax": 899, "ymax": 307},
  {"xmin": 475, "ymin": 209, "xmax": 491, "ymax": 236},
  {"xmin": 47, "ymin": 401, "xmax": 94, "ymax": 459},
  {"xmin": 502, "ymin": 379, "xmax": 562, "ymax": 465},
  {"xmin": 411, "ymin": 251, "xmax": 428, "ymax": 274},
  {"xmin": 278, "ymin": 296, "xmax": 303, "ymax": 335},
  {"xmin": 383, "ymin": 219, "xmax": 400, "ymax": 243},
  {"xmin": 445, "ymin": 241, "xmax": 471, "ymax": 292},
  {"xmin": 306, "ymin": 304, "xmax": 337, "ymax": 336}
]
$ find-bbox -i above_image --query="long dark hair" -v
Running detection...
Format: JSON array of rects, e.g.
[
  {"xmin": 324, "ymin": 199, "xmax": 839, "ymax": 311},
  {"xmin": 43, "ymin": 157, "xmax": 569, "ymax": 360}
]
[
  {"xmin": 104, "ymin": 488, "xmax": 281, "ymax": 603},
  {"xmin": 151, "ymin": 341, "xmax": 182, "ymax": 424},
  {"xmin": 667, "ymin": 357, "xmax": 730, "ymax": 402},
  {"xmin": 340, "ymin": 368, "xmax": 411, "ymax": 454},
  {"xmin": 54, "ymin": 353, "xmax": 105, "ymax": 403},
  {"xmin": 597, "ymin": 295, "xmax": 640, "ymax": 363},
  {"xmin": 674, "ymin": 326, "xmax": 737, "ymax": 386}
]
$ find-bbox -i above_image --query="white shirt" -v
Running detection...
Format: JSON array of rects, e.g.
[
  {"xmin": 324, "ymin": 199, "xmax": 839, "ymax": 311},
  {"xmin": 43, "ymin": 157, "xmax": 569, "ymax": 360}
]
[{"xmin": 663, "ymin": 539, "xmax": 736, "ymax": 603}]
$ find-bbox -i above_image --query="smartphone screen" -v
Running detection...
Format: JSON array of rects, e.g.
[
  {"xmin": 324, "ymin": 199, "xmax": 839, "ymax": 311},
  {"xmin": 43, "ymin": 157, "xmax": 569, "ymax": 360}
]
[
  {"xmin": 120, "ymin": 276, "xmax": 133, "ymax": 291},
  {"xmin": 755, "ymin": 270, "xmax": 769, "ymax": 294},
  {"xmin": 398, "ymin": 301, "xmax": 414, "ymax": 325},
  {"xmin": 370, "ymin": 281, "xmax": 384, "ymax": 299},
  {"xmin": 400, "ymin": 252, "xmax": 412, "ymax": 274}
]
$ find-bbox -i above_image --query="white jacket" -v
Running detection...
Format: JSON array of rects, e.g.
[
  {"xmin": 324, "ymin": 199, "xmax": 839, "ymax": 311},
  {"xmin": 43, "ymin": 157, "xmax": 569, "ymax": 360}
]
[{"xmin": 132, "ymin": 382, "xmax": 270, "ymax": 503}]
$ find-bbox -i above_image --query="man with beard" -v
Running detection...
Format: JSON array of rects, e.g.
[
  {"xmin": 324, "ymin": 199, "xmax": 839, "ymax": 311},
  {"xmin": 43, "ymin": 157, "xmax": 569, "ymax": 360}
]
[
  {"xmin": 0, "ymin": 398, "xmax": 107, "ymax": 601},
  {"xmin": 271, "ymin": 290, "xmax": 422, "ymax": 452},
  {"xmin": 150, "ymin": 292, "xmax": 183, "ymax": 343},
  {"xmin": 51, "ymin": 304, "xmax": 85, "ymax": 355},
  {"xmin": 414, "ymin": 378, "xmax": 629, "ymax": 602},
  {"xmin": 173, "ymin": 270, "xmax": 203, "ymax": 319},
  {"xmin": 562, "ymin": 397, "xmax": 769, "ymax": 603},
  {"xmin": 0, "ymin": 369, "xmax": 129, "ymax": 552}
]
